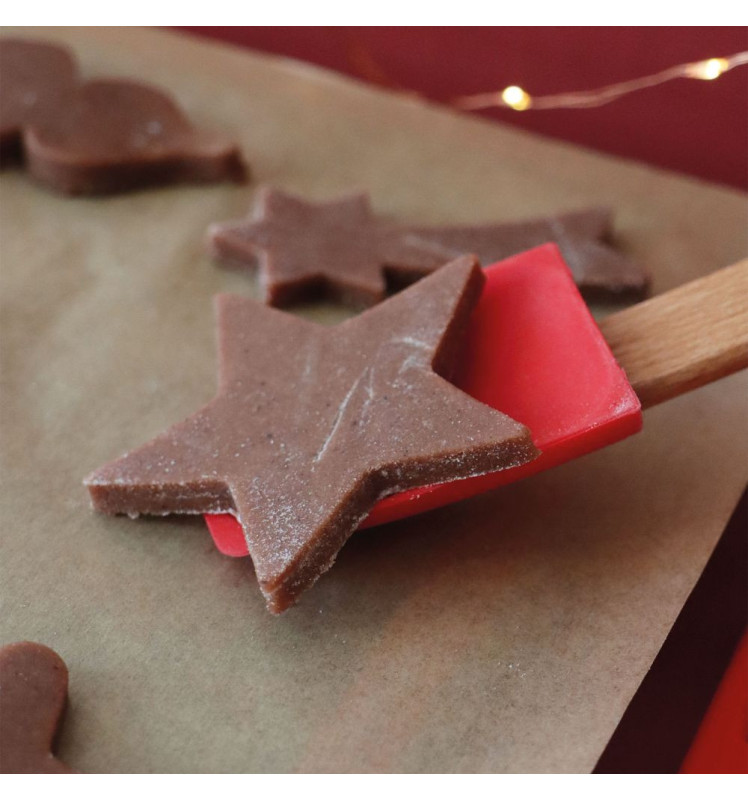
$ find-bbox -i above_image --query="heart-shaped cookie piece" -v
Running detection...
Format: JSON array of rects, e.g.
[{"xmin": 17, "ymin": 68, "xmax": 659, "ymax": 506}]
[
  {"xmin": 24, "ymin": 78, "xmax": 247, "ymax": 194},
  {"xmin": 0, "ymin": 39, "xmax": 78, "ymax": 165}
]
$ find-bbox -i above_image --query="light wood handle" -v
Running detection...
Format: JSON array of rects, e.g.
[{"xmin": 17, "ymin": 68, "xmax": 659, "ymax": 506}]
[{"xmin": 599, "ymin": 260, "xmax": 748, "ymax": 409}]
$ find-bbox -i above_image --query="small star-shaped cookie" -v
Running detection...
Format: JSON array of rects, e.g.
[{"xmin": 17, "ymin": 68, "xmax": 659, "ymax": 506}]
[
  {"xmin": 208, "ymin": 187, "xmax": 449, "ymax": 307},
  {"xmin": 207, "ymin": 188, "xmax": 648, "ymax": 307},
  {"xmin": 85, "ymin": 256, "xmax": 538, "ymax": 613},
  {"xmin": 0, "ymin": 642, "xmax": 75, "ymax": 774},
  {"xmin": 408, "ymin": 206, "xmax": 648, "ymax": 301}
]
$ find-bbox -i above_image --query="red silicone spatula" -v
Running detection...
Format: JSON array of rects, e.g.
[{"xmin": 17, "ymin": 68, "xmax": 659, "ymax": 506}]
[{"xmin": 206, "ymin": 244, "xmax": 748, "ymax": 558}]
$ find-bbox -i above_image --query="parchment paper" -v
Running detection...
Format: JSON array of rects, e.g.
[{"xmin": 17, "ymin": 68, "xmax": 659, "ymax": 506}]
[{"xmin": 1, "ymin": 27, "xmax": 746, "ymax": 774}]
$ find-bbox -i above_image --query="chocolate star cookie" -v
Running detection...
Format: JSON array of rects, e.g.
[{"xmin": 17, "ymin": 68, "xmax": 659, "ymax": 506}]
[{"xmin": 85, "ymin": 256, "xmax": 538, "ymax": 614}]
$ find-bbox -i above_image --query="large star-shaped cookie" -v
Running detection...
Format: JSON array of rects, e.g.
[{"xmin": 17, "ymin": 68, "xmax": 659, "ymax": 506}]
[
  {"xmin": 85, "ymin": 257, "xmax": 538, "ymax": 613},
  {"xmin": 207, "ymin": 188, "xmax": 648, "ymax": 307}
]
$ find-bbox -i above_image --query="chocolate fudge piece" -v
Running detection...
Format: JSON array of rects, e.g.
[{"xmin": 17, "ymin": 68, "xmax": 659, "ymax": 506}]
[{"xmin": 0, "ymin": 642, "xmax": 75, "ymax": 774}]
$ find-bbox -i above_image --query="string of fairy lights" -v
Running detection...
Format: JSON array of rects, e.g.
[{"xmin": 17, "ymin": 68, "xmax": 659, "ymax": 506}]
[{"xmin": 454, "ymin": 51, "xmax": 748, "ymax": 112}]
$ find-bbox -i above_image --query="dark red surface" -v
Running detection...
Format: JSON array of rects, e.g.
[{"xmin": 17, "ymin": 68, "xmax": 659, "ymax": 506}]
[
  {"xmin": 177, "ymin": 27, "xmax": 748, "ymax": 190},
  {"xmin": 681, "ymin": 632, "xmax": 748, "ymax": 773},
  {"xmin": 205, "ymin": 245, "xmax": 642, "ymax": 557}
]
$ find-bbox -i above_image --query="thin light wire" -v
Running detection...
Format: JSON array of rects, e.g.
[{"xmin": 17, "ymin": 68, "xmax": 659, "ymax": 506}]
[{"xmin": 454, "ymin": 52, "xmax": 748, "ymax": 112}]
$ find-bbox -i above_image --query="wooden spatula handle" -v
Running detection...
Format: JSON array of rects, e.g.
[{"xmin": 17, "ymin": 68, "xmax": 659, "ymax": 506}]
[{"xmin": 599, "ymin": 260, "xmax": 748, "ymax": 409}]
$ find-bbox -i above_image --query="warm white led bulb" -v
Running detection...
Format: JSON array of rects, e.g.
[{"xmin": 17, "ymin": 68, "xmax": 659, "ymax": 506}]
[
  {"xmin": 501, "ymin": 85, "xmax": 532, "ymax": 111},
  {"xmin": 687, "ymin": 57, "xmax": 729, "ymax": 80}
]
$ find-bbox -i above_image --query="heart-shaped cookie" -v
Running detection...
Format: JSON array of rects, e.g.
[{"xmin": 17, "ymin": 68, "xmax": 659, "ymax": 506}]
[
  {"xmin": 0, "ymin": 38, "xmax": 247, "ymax": 194},
  {"xmin": 24, "ymin": 79, "xmax": 247, "ymax": 194}
]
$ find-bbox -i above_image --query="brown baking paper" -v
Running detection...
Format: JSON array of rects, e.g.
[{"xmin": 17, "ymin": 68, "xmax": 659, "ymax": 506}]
[{"xmin": 1, "ymin": 27, "xmax": 746, "ymax": 774}]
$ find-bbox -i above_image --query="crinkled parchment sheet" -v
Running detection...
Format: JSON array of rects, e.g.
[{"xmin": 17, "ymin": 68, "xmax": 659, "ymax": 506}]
[{"xmin": 1, "ymin": 26, "xmax": 746, "ymax": 773}]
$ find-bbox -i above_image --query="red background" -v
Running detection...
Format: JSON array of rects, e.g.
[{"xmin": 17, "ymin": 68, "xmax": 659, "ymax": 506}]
[
  {"xmin": 175, "ymin": 27, "xmax": 748, "ymax": 773},
  {"xmin": 177, "ymin": 26, "xmax": 748, "ymax": 191}
]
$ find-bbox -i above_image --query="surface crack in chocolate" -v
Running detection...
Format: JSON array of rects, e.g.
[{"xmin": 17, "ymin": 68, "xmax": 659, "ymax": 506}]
[
  {"xmin": 84, "ymin": 256, "xmax": 539, "ymax": 614},
  {"xmin": 0, "ymin": 642, "xmax": 76, "ymax": 774},
  {"xmin": 0, "ymin": 38, "xmax": 247, "ymax": 194},
  {"xmin": 207, "ymin": 188, "xmax": 649, "ymax": 308}
]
